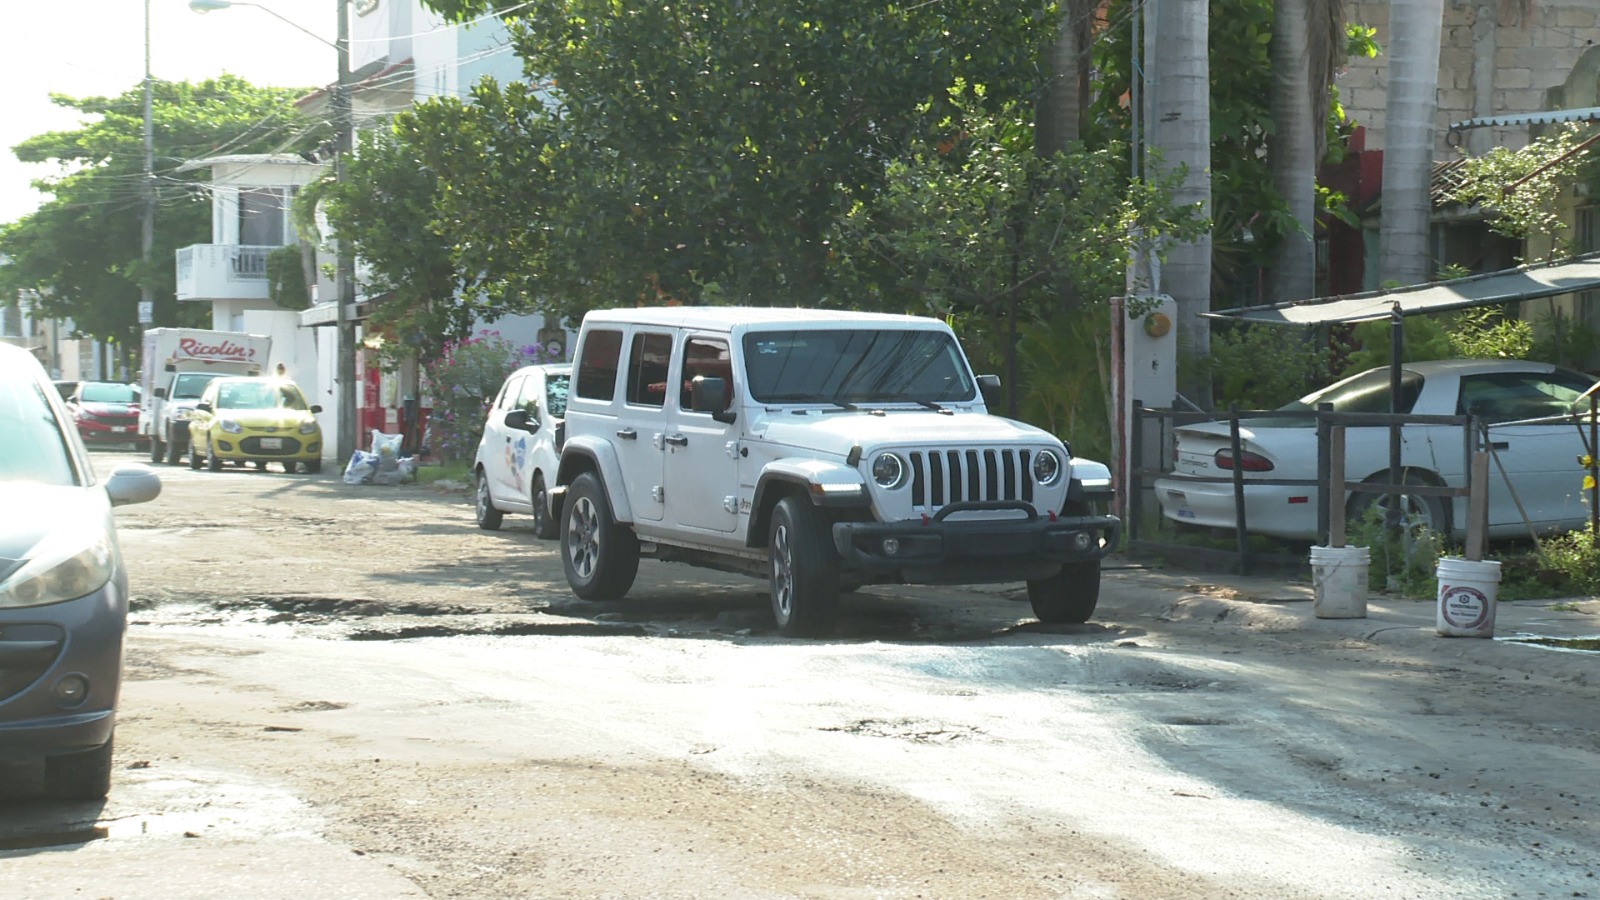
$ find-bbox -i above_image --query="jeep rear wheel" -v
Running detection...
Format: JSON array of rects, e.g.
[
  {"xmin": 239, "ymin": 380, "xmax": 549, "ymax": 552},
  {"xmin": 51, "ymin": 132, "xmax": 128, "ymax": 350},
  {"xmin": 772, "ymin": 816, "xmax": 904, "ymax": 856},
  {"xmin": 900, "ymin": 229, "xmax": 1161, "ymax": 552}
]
[
  {"xmin": 563, "ymin": 472, "xmax": 639, "ymax": 601},
  {"xmin": 769, "ymin": 496, "xmax": 840, "ymax": 637},
  {"xmin": 531, "ymin": 473, "xmax": 558, "ymax": 539},
  {"xmin": 1027, "ymin": 559, "xmax": 1101, "ymax": 624},
  {"xmin": 475, "ymin": 468, "xmax": 503, "ymax": 530}
]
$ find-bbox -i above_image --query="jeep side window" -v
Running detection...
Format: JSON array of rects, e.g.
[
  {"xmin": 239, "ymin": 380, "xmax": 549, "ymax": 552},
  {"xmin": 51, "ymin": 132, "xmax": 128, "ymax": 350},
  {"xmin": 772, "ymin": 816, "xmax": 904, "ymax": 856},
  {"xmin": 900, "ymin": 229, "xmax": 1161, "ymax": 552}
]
[
  {"xmin": 575, "ymin": 330, "xmax": 624, "ymax": 401},
  {"xmin": 678, "ymin": 338, "xmax": 734, "ymax": 412},
  {"xmin": 626, "ymin": 332, "xmax": 673, "ymax": 408}
]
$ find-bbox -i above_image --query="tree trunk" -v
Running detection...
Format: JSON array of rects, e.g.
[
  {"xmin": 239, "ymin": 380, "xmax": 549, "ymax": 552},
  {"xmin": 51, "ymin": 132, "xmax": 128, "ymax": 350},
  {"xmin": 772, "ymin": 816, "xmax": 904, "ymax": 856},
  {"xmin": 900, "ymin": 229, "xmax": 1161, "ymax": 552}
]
[
  {"xmin": 1036, "ymin": 0, "xmax": 1093, "ymax": 156},
  {"xmin": 1150, "ymin": 0, "xmax": 1213, "ymax": 404},
  {"xmin": 1266, "ymin": 0, "xmax": 1317, "ymax": 303},
  {"xmin": 1378, "ymin": 0, "xmax": 1444, "ymax": 286}
]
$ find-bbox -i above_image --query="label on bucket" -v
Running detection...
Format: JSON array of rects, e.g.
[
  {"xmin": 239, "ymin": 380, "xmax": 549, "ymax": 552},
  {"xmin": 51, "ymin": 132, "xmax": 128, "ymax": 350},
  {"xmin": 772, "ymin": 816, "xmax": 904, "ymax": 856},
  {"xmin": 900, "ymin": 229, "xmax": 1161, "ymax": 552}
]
[{"xmin": 1439, "ymin": 583, "xmax": 1492, "ymax": 629}]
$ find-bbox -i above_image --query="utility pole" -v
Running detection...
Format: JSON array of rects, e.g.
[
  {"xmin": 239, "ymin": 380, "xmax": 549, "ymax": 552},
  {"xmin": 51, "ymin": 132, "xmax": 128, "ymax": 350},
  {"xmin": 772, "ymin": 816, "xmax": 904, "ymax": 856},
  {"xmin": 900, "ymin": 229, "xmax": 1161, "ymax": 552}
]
[
  {"xmin": 334, "ymin": 0, "xmax": 357, "ymax": 463},
  {"xmin": 140, "ymin": 0, "xmax": 155, "ymax": 359}
]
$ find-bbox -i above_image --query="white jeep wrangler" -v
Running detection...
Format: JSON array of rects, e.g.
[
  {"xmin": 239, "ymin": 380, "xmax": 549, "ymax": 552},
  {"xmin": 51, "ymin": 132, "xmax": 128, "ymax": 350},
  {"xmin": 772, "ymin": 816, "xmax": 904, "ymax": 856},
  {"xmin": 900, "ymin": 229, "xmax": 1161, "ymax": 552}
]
[{"xmin": 551, "ymin": 307, "xmax": 1120, "ymax": 637}]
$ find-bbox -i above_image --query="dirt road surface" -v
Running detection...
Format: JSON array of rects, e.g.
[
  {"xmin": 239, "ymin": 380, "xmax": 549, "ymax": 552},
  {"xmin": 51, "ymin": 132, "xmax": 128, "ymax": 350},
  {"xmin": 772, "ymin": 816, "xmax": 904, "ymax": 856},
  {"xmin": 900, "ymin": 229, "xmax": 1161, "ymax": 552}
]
[{"xmin": 3, "ymin": 449, "xmax": 1598, "ymax": 899}]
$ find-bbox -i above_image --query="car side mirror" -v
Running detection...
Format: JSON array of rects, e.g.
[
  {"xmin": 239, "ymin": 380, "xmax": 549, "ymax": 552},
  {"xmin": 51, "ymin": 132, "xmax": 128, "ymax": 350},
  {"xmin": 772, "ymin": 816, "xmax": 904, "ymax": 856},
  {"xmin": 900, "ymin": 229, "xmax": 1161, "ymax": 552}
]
[
  {"xmin": 154, "ymin": 387, "xmax": 167, "ymax": 399},
  {"xmin": 310, "ymin": 404, "xmax": 323, "ymax": 414},
  {"xmin": 196, "ymin": 401, "xmax": 212, "ymax": 413},
  {"xmin": 106, "ymin": 464, "xmax": 162, "ymax": 507},
  {"xmin": 504, "ymin": 408, "xmax": 538, "ymax": 432},
  {"xmin": 976, "ymin": 374, "xmax": 1001, "ymax": 408}
]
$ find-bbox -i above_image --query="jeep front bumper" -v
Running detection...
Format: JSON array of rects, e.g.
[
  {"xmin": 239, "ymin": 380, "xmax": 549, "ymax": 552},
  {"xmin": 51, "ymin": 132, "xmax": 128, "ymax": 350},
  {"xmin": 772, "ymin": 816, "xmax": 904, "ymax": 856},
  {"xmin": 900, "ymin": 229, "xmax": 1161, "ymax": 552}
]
[{"xmin": 831, "ymin": 500, "xmax": 1121, "ymax": 583}]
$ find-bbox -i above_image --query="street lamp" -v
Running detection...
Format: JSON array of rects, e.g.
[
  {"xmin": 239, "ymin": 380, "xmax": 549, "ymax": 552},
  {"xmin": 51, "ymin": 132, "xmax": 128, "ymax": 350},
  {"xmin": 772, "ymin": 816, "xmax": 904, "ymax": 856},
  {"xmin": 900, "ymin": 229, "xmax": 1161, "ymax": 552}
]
[{"xmin": 189, "ymin": 0, "xmax": 359, "ymax": 465}]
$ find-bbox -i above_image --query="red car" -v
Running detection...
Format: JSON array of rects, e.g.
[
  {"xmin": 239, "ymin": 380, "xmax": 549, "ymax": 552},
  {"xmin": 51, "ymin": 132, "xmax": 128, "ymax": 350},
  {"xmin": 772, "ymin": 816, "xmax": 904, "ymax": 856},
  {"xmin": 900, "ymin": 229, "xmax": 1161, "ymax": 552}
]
[{"xmin": 66, "ymin": 381, "xmax": 148, "ymax": 447}]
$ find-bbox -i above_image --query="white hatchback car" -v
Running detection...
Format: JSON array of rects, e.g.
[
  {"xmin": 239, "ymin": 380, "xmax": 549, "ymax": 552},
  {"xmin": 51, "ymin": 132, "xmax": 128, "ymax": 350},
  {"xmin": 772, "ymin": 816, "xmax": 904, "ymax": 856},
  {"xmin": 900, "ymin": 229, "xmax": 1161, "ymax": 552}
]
[
  {"xmin": 1154, "ymin": 358, "xmax": 1600, "ymax": 541},
  {"xmin": 473, "ymin": 363, "xmax": 571, "ymax": 538}
]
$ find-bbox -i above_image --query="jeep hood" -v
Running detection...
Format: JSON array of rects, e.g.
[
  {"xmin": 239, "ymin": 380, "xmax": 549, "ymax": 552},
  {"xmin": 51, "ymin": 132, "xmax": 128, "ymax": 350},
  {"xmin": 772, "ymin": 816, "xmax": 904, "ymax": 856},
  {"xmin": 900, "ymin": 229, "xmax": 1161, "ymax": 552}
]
[{"xmin": 757, "ymin": 410, "xmax": 1057, "ymax": 451}]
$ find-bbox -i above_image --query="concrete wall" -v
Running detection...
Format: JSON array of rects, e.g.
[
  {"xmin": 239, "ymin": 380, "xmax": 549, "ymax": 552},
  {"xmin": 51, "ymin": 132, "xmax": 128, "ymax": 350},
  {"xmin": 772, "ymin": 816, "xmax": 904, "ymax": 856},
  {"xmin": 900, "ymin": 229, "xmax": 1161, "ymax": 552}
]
[{"xmin": 1338, "ymin": 1, "xmax": 1599, "ymax": 156}]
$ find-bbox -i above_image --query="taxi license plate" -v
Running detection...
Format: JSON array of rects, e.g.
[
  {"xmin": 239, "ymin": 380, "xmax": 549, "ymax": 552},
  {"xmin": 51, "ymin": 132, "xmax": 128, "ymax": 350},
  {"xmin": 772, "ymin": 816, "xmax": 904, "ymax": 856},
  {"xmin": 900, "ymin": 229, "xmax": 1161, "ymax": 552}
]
[
  {"xmin": 259, "ymin": 437, "xmax": 283, "ymax": 449},
  {"xmin": 111, "ymin": 426, "xmax": 129, "ymax": 433}
]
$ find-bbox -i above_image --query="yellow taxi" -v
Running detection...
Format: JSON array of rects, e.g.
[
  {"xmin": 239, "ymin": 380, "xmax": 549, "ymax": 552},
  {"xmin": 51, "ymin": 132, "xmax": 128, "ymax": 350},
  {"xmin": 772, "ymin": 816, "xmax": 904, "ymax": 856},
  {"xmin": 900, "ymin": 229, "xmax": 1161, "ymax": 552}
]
[{"xmin": 187, "ymin": 376, "xmax": 324, "ymax": 474}]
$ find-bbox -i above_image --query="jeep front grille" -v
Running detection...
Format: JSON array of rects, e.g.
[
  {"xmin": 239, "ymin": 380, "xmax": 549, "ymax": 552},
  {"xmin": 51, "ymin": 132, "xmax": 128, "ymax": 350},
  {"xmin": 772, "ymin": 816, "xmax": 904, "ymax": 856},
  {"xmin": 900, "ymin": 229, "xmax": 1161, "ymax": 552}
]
[{"xmin": 908, "ymin": 448, "xmax": 1034, "ymax": 508}]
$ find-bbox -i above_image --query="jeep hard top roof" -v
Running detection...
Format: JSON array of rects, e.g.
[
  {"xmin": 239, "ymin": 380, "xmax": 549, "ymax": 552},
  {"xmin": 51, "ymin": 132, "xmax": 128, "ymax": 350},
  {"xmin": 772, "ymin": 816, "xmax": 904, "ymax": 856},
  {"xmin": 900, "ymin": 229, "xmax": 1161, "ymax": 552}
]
[{"xmin": 580, "ymin": 306, "xmax": 949, "ymax": 332}]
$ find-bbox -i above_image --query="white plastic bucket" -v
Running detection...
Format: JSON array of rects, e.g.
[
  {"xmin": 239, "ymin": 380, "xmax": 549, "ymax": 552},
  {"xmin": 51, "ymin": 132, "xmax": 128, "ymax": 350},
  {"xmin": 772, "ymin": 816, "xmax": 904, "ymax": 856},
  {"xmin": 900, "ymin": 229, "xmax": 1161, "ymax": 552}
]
[
  {"xmin": 1310, "ymin": 545, "xmax": 1370, "ymax": 619},
  {"xmin": 1435, "ymin": 557, "xmax": 1501, "ymax": 638}
]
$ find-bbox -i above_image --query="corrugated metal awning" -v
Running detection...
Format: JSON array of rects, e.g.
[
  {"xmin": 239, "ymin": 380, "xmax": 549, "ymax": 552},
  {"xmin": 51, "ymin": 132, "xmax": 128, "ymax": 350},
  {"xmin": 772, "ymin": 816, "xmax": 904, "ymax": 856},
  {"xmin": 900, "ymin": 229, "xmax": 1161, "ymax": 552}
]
[
  {"xmin": 1208, "ymin": 253, "xmax": 1600, "ymax": 325},
  {"xmin": 1450, "ymin": 107, "xmax": 1600, "ymax": 131}
]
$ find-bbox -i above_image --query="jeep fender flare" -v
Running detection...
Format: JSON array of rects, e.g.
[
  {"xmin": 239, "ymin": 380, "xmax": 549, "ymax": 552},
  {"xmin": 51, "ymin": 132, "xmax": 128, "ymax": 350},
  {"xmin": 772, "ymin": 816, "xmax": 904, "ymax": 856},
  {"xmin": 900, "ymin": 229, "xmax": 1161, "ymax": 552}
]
[
  {"xmin": 748, "ymin": 459, "xmax": 868, "ymax": 548},
  {"xmin": 555, "ymin": 436, "xmax": 635, "ymax": 524}
]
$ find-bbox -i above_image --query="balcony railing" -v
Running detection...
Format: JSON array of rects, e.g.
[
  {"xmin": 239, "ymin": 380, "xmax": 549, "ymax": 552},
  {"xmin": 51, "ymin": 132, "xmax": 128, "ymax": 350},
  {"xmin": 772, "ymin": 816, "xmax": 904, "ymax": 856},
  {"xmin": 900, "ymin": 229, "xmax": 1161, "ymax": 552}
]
[{"xmin": 175, "ymin": 244, "xmax": 280, "ymax": 302}]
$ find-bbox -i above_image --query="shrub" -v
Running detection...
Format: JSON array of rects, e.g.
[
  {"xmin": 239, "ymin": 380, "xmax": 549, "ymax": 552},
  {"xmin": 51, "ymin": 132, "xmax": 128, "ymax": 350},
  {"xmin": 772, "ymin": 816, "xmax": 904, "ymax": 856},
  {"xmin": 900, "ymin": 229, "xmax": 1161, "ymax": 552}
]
[
  {"xmin": 1347, "ymin": 503, "xmax": 1448, "ymax": 596},
  {"xmin": 422, "ymin": 332, "xmax": 550, "ymax": 462}
]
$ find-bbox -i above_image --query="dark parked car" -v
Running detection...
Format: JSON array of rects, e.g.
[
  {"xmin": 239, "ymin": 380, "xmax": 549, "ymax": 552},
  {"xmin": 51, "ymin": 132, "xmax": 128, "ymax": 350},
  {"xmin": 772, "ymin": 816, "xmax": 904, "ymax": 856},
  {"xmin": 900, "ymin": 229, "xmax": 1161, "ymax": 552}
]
[
  {"xmin": 66, "ymin": 381, "xmax": 147, "ymax": 448},
  {"xmin": 0, "ymin": 344, "xmax": 161, "ymax": 799}
]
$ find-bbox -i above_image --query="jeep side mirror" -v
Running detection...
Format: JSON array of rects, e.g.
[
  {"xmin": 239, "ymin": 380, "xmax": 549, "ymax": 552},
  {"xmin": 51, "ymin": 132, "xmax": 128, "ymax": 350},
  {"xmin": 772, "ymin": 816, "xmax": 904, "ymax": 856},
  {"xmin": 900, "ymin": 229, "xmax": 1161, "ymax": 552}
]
[
  {"xmin": 976, "ymin": 374, "xmax": 1001, "ymax": 408},
  {"xmin": 692, "ymin": 376, "xmax": 737, "ymax": 425}
]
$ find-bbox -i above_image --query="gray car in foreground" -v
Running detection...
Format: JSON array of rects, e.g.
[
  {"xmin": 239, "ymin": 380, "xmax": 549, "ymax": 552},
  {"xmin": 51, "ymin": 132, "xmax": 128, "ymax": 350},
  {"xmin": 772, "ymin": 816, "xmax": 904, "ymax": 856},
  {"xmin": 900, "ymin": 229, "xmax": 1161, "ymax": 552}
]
[{"xmin": 0, "ymin": 343, "xmax": 160, "ymax": 799}]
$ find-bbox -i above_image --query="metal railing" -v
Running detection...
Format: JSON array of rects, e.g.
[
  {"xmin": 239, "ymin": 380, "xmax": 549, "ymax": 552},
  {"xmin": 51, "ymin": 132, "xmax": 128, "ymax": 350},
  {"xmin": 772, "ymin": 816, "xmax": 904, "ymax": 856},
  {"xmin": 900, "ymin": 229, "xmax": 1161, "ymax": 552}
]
[{"xmin": 1124, "ymin": 400, "xmax": 1479, "ymax": 574}]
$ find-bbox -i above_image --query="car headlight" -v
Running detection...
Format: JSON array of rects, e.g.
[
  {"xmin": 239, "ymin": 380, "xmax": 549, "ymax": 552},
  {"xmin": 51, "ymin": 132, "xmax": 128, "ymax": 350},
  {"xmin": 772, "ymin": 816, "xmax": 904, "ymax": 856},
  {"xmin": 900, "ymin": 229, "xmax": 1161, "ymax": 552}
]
[
  {"xmin": 220, "ymin": 419, "xmax": 243, "ymax": 434},
  {"xmin": 870, "ymin": 452, "xmax": 907, "ymax": 488},
  {"xmin": 1032, "ymin": 449, "xmax": 1063, "ymax": 486},
  {"xmin": 171, "ymin": 409, "xmax": 191, "ymax": 421},
  {"xmin": 0, "ymin": 523, "xmax": 116, "ymax": 609},
  {"xmin": 298, "ymin": 420, "xmax": 320, "ymax": 435}
]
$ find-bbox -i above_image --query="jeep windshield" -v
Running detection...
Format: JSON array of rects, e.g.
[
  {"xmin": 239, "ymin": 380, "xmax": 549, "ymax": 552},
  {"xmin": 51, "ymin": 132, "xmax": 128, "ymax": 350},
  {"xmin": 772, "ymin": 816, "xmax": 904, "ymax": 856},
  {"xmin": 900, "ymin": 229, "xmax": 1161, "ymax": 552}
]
[{"xmin": 742, "ymin": 329, "xmax": 976, "ymax": 405}]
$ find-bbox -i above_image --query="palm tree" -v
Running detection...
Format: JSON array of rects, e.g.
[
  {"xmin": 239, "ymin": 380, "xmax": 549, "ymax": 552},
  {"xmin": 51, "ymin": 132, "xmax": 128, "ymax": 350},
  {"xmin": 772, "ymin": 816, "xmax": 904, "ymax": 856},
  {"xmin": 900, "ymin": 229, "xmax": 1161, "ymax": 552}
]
[
  {"xmin": 1150, "ymin": 0, "xmax": 1213, "ymax": 402},
  {"xmin": 1378, "ymin": 0, "xmax": 1444, "ymax": 286},
  {"xmin": 1266, "ymin": 0, "xmax": 1344, "ymax": 303}
]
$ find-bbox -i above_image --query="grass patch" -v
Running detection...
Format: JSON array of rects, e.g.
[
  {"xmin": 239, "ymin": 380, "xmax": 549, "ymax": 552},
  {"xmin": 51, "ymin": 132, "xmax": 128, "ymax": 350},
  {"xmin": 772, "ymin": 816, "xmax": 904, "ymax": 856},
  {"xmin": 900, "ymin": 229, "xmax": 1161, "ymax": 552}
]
[{"xmin": 415, "ymin": 461, "xmax": 472, "ymax": 486}]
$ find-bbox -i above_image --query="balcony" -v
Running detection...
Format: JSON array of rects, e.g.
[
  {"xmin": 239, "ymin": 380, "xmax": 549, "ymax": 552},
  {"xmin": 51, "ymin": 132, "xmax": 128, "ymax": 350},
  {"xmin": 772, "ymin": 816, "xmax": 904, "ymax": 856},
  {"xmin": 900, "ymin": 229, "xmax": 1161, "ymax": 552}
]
[{"xmin": 175, "ymin": 244, "xmax": 278, "ymax": 302}]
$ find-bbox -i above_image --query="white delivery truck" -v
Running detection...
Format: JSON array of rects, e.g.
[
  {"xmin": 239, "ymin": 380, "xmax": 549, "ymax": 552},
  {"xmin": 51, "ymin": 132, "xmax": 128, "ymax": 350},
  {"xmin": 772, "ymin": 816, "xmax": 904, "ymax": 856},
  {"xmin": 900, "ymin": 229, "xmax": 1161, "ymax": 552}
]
[{"xmin": 139, "ymin": 328, "xmax": 272, "ymax": 465}]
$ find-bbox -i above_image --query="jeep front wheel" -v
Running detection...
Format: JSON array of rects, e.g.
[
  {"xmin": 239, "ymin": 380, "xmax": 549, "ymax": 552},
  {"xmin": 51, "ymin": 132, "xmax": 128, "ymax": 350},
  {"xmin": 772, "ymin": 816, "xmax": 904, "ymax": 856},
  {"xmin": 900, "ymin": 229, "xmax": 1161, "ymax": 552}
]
[
  {"xmin": 1027, "ymin": 559, "xmax": 1101, "ymax": 624},
  {"xmin": 769, "ymin": 496, "xmax": 840, "ymax": 637},
  {"xmin": 563, "ymin": 472, "xmax": 639, "ymax": 601}
]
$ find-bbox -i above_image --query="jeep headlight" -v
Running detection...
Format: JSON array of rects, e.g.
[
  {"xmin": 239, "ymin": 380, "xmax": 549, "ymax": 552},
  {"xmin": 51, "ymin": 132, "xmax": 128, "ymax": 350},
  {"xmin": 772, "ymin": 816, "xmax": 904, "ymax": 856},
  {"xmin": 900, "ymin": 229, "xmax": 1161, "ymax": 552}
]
[
  {"xmin": 0, "ymin": 525, "xmax": 116, "ymax": 609},
  {"xmin": 1032, "ymin": 449, "xmax": 1063, "ymax": 486},
  {"xmin": 298, "ymin": 420, "xmax": 320, "ymax": 435},
  {"xmin": 870, "ymin": 452, "xmax": 907, "ymax": 489},
  {"xmin": 220, "ymin": 419, "xmax": 244, "ymax": 434}
]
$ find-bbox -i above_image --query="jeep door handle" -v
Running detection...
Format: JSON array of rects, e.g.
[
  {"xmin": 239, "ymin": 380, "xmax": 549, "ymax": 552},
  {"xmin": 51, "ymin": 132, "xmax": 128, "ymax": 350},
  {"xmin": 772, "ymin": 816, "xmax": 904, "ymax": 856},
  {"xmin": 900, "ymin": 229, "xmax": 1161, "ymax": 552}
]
[
  {"xmin": 664, "ymin": 433, "xmax": 688, "ymax": 447},
  {"xmin": 616, "ymin": 428, "xmax": 638, "ymax": 440}
]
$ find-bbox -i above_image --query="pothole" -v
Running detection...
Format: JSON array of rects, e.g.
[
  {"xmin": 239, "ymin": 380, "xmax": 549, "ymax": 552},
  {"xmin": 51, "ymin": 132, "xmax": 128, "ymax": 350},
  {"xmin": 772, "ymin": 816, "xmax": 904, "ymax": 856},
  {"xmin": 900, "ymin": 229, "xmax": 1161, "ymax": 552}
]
[
  {"xmin": 819, "ymin": 718, "xmax": 983, "ymax": 744},
  {"xmin": 1497, "ymin": 634, "xmax": 1600, "ymax": 653}
]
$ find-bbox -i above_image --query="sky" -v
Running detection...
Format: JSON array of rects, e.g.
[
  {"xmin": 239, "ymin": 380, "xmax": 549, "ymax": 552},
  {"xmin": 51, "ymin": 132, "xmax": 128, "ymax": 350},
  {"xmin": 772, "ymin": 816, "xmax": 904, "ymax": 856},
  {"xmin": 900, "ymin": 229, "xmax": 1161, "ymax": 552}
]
[{"xmin": 0, "ymin": 0, "xmax": 339, "ymax": 225}]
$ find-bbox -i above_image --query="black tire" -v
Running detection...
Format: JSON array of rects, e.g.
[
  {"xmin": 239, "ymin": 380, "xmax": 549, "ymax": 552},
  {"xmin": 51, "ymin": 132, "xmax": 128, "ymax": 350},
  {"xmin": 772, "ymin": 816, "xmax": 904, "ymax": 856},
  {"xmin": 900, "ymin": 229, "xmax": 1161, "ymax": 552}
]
[
  {"xmin": 1347, "ymin": 471, "xmax": 1450, "ymax": 536},
  {"xmin": 45, "ymin": 735, "xmax": 114, "ymax": 801},
  {"xmin": 188, "ymin": 435, "xmax": 202, "ymax": 470},
  {"xmin": 532, "ymin": 473, "xmax": 558, "ymax": 540},
  {"xmin": 283, "ymin": 460, "xmax": 298, "ymax": 474},
  {"xmin": 562, "ymin": 471, "xmax": 639, "ymax": 601},
  {"xmin": 1027, "ymin": 559, "xmax": 1101, "ymax": 624},
  {"xmin": 165, "ymin": 429, "xmax": 183, "ymax": 465},
  {"xmin": 768, "ymin": 495, "xmax": 840, "ymax": 637},
  {"xmin": 305, "ymin": 459, "xmax": 323, "ymax": 474},
  {"xmin": 475, "ymin": 468, "xmax": 504, "ymax": 530},
  {"xmin": 149, "ymin": 437, "xmax": 165, "ymax": 464},
  {"xmin": 206, "ymin": 438, "xmax": 223, "ymax": 472}
]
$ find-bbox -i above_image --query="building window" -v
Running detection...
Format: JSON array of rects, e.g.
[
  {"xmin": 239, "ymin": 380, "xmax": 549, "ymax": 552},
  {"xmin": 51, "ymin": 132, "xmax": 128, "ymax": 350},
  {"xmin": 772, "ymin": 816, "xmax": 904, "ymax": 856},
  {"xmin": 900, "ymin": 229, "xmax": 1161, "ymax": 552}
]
[{"xmin": 239, "ymin": 188, "xmax": 287, "ymax": 246}]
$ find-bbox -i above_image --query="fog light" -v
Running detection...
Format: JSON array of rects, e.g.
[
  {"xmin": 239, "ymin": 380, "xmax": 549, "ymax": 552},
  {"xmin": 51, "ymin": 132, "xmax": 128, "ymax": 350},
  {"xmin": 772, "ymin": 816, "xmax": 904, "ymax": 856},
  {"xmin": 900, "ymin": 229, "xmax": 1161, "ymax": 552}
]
[
  {"xmin": 1072, "ymin": 531, "xmax": 1093, "ymax": 552},
  {"xmin": 882, "ymin": 537, "xmax": 900, "ymax": 556},
  {"xmin": 53, "ymin": 674, "xmax": 89, "ymax": 708}
]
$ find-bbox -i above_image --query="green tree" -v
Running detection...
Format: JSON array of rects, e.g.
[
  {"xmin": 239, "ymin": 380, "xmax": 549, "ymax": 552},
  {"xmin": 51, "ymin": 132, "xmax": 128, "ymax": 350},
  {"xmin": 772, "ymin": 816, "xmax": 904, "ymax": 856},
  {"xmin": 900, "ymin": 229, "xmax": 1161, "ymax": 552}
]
[
  {"xmin": 318, "ymin": 126, "xmax": 465, "ymax": 368},
  {"xmin": 0, "ymin": 75, "xmax": 313, "ymax": 346},
  {"xmin": 402, "ymin": 0, "xmax": 1051, "ymax": 325}
]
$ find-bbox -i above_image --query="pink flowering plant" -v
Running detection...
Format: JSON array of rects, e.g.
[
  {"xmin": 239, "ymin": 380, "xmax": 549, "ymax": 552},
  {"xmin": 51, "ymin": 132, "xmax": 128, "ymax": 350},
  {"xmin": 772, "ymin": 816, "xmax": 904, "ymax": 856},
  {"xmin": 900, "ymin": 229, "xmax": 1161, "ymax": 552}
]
[{"xmin": 422, "ymin": 331, "xmax": 551, "ymax": 462}]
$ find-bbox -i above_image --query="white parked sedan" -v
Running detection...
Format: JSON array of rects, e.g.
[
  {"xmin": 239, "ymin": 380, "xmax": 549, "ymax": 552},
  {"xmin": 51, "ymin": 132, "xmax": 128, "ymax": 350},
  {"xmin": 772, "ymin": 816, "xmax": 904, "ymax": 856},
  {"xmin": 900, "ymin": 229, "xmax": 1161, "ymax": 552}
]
[
  {"xmin": 1153, "ymin": 359, "xmax": 1600, "ymax": 541},
  {"xmin": 473, "ymin": 363, "xmax": 571, "ymax": 538}
]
